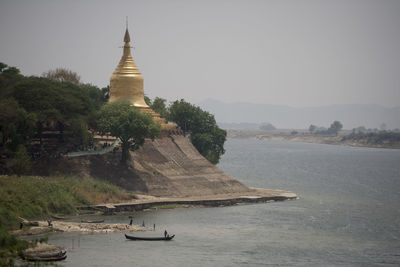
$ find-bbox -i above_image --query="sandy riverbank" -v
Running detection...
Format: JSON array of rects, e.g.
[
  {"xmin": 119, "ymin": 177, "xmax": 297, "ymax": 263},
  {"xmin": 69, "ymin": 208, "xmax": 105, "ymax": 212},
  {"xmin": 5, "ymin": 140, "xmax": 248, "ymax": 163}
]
[{"xmin": 14, "ymin": 221, "xmax": 147, "ymax": 235}]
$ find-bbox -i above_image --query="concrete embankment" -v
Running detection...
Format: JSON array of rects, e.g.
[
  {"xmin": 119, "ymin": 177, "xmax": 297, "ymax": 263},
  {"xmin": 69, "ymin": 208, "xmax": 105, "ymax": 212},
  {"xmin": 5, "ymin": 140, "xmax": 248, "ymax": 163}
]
[
  {"xmin": 35, "ymin": 134, "xmax": 254, "ymax": 197},
  {"xmin": 78, "ymin": 189, "xmax": 298, "ymax": 213}
]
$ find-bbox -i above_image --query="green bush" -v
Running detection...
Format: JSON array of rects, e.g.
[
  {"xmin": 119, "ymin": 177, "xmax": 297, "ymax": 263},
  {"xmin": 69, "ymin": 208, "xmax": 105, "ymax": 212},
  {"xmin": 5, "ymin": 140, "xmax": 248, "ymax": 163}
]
[{"xmin": 0, "ymin": 226, "xmax": 29, "ymax": 258}]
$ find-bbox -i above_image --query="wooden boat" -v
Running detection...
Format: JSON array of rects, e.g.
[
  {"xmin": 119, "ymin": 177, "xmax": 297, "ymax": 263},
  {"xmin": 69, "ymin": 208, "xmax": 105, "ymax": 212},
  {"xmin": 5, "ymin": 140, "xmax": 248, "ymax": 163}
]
[
  {"xmin": 25, "ymin": 254, "xmax": 67, "ymax": 262},
  {"xmin": 80, "ymin": 219, "xmax": 104, "ymax": 223},
  {"xmin": 24, "ymin": 250, "xmax": 67, "ymax": 262},
  {"xmin": 125, "ymin": 234, "xmax": 175, "ymax": 241}
]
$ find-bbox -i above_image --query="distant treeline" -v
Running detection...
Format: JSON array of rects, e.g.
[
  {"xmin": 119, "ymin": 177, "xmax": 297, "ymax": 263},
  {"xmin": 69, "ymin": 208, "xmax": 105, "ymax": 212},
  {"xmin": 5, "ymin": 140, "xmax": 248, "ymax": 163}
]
[
  {"xmin": 307, "ymin": 120, "xmax": 400, "ymax": 146},
  {"xmin": 307, "ymin": 119, "xmax": 400, "ymax": 145},
  {"xmin": 308, "ymin": 121, "xmax": 343, "ymax": 135},
  {"xmin": 351, "ymin": 125, "xmax": 400, "ymax": 134},
  {"xmin": 341, "ymin": 131, "xmax": 400, "ymax": 146}
]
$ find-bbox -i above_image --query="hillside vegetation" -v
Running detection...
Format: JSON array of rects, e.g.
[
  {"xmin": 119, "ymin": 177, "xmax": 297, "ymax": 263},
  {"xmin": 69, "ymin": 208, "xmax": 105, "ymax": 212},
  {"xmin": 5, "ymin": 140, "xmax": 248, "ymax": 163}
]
[
  {"xmin": 0, "ymin": 63, "xmax": 226, "ymax": 174},
  {"xmin": 0, "ymin": 175, "xmax": 135, "ymax": 230}
]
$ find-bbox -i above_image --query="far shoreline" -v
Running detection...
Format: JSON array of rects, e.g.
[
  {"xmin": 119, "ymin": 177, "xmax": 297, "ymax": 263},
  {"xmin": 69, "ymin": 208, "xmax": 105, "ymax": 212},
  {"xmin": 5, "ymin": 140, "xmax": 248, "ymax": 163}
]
[{"xmin": 227, "ymin": 130, "xmax": 400, "ymax": 149}]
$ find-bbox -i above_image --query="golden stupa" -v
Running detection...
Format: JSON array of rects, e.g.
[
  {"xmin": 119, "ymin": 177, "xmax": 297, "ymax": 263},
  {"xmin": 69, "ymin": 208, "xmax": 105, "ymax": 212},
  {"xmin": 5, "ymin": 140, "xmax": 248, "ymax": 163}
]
[{"xmin": 110, "ymin": 26, "xmax": 173, "ymax": 130}]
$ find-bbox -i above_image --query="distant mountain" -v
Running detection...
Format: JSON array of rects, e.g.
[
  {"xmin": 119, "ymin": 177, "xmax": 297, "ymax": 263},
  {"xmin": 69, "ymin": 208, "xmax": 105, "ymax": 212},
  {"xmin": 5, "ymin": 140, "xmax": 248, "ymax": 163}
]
[{"xmin": 197, "ymin": 99, "xmax": 400, "ymax": 129}]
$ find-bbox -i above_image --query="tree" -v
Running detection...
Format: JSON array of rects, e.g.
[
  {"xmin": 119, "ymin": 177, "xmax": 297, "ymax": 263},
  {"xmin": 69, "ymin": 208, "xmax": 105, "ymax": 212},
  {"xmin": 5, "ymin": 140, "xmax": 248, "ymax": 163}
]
[
  {"xmin": 260, "ymin": 123, "xmax": 276, "ymax": 131},
  {"xmin": 0, "ymin": 62, "xmax": 20, "ymax": 76},
  {"xmin": 353, "ymin": 126, "xmax": 366, "ymax": 134},
  {"xmin": 0, "ymin": 62, "xmax": 7, "ymax": 72},
  {"xmin": 0, "ymin": 98, "xmax": 35, "ymax": 150},
  {"xmin": 0, "ymin": 62, "xmax": 23, "ymax": 97},
  {"xmin": 11, "ymin": 145, "xmax": 32, "ymax": 176},
  {"xmin": 80, "ymin": 83, "xmax": 108, "ymax": 110},
  {"xmin": 150, "ymin": 97, "xmax": 168, "ymax": 119},
  {"xmin": 168, "ymin": 99, "xmax": 227, "ymax": 164},
  {"xmin": 144, "ymin": 95, "xmax": 152, "ymax": 106},
  {"xmin": 101, "ymin": 85, "xmax": 110, "ymax": 102},
  {"xmin": 42, "ymin": 68, "xmax": 81, "ymax": 85},
  {"xmin": 7, "ymin": 77, "xmax": 100, "ymax": 147},
  {"xmin": 328, "ymin": 121, "xmax": 343, "ymax": 135},
  {"xmin": 168, "ymin": 99, "xmax": 213, "ymax": 135},
  {"xmin": 191, "ymin": 127, "xmax": 227, "ymax": 164},
  {"xmin": 96, "ymin": 101, "xmax": 161, "ymax": 164},
  {"xmin": 309, "ymin": 124, "xmax": 316, "ymax": 133}
]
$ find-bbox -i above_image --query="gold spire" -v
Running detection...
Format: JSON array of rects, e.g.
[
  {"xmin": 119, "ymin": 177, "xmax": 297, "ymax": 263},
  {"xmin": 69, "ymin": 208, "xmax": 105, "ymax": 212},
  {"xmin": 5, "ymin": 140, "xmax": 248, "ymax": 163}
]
[
  {"xmin": 124, "ymin": 16, "xmax": 130, "ymax": 43},
  {"xmin": 109, "ymin": 24, "xmax": 176, "ymax": 130},
  {"xmin": 124, "ymin": 28, "xmax": 130, "ymax": 43},
  {"xmin": 109, "ymin": 26, "xmax": 148, "ymax": 107}
]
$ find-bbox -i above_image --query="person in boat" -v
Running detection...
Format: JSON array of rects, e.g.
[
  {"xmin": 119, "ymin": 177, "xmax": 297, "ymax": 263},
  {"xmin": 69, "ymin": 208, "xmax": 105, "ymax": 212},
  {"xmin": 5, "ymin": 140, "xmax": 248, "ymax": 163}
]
[{"xmin": 164, "ymin": 230, "xmax": 167, "ymax": 238}]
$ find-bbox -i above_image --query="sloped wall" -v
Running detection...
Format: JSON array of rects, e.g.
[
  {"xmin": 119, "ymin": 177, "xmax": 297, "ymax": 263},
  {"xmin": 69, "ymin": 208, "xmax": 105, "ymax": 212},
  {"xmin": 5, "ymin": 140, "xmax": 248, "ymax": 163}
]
[
  {"xmin": 131, "ymin": 135, "xmax": 250, "ymax": 197},
  {"xmin": 34, "ymin": 135, "xmax": 251, "ymax": 197}
]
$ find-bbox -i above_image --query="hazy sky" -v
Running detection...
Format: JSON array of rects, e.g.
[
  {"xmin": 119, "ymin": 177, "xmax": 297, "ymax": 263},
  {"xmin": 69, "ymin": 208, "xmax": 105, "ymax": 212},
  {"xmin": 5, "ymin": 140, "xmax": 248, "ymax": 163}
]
[{"xmin": 1, "ymin": 0, "xmax": 399, "ymax": 107}]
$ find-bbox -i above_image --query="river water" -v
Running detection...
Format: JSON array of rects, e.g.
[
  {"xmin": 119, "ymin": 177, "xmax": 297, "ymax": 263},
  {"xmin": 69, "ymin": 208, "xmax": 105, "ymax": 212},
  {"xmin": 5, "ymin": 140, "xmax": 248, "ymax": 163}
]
[{"xmin": 48, "ymin": 139, "xmax": 400, "ymax": 266}]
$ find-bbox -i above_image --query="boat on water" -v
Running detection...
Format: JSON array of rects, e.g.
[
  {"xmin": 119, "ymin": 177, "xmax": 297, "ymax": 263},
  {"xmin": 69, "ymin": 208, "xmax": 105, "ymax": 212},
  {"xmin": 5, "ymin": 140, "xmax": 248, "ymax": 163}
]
[
  {"xmin": 24, "ymin": 250, "xmax": 67, "ymax": 262},
  {"xmin": 125, "ymin": 234, "xmax": 175, "ymax": 241},
  {"xmin": 80, "ymin": 219, "xmax": 104, "ymax": 223}
]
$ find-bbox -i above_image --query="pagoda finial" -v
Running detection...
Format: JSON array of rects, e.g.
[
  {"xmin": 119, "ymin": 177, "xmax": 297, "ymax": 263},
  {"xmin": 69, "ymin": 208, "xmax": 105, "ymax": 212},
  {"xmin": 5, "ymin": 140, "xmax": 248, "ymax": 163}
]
[{"xmin": 124, "ymin": 17, "xmax": 130, "ymax": 43}]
